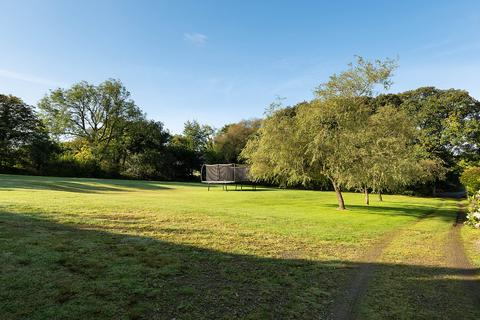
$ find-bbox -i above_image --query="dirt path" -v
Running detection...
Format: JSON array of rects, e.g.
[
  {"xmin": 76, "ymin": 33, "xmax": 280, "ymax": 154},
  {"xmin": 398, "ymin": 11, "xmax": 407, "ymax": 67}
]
[
  {"xmin": 445, "ymin": 204, "xmax": 480, "ymax": 304},
  {"xmin": 331, "ymin": 200, "xmax": 480, "ymax": 320},
  {"xmin": 330, "ymin": 202, "xmax": 444, "ymax": 320}
]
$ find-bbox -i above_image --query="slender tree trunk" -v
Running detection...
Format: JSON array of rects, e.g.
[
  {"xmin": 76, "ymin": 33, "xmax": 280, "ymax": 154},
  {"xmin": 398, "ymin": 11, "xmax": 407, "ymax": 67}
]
[
  {"xmin": 378, "ymin": 191, "xmax": 383, "ymax": 202},
  {"xmin": 364, "ymin": 187, "xmax": 369, "ymax": 205},
  {"xmin": 332, "ymin": 181, "xmax": 346, "ymax": 210},
  {"xmin": 432, "ymin": 183, "xmax": 436, "ymax": 197}
]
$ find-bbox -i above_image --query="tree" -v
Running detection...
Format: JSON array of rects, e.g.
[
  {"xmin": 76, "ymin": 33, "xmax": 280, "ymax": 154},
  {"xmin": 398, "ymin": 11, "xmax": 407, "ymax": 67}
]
[
  {"xmin": 374, "ymin": 87, "xmax": 480, "ymax": 192},
  {"xmin": 460, "ymin": 167, "xmax": 480, "ymax": 194},
  {"xmin": 242, "ymin": 98, "xmax": 372, "ymax": 210},
  {"xmin": 178, "ymin": 120, "xmax": 216, "ymax": 167},
  {"xmin": 0, "ymin": 94, "xmax": 56, "ymax": 171},
  {"xmin": 315, "ymin": 56, "xmax": 397, "ymax": 100},
  {"xmin": 351, "ymin": 105, "xmax": 443, "ymax": 203},
  {"xmin": 38, "ymin": 79, "xmax": 143, "ymax": 164},
  {"xmin": 168, "ymin": 135, "xmax": 201, "ymax": 180},
  {"xmin": 120, "ymin": 120, "xmax": 171, "ymax": 179},
  {"xmin": 182, "ymin": 120, "xmax": 215, "ymax": 154},
  {"xmin": 213, "ymin": 119, "xmax": 261, "ymax": 163},
  {"xmin": 398, "ymin": 87, "xmax": 480, "ymax": 161}
]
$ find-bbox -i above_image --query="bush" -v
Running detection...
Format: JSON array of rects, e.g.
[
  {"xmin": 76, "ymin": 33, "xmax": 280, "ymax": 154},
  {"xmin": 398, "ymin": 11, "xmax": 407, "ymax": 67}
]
[
  {"xmin": 122, "ymin": 153, "xmax": 156, "ymax": 180},
  {"xmin": 465, "ymin": 190, "xmax": 480, "ymax": 229},
  {"xmin": 460, "ymin": 167, "xmax": 480, "ymax": 194}
]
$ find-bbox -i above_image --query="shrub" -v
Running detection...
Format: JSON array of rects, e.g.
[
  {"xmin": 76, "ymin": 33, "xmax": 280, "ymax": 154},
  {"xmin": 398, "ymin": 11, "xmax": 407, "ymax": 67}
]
[
  {"xmin": 465, "ymin": 190, "xmax": 480, "ymax": 229},
  {"xmin": 460, "ymin": 167, "xmax": 480, "ymax": 194}
]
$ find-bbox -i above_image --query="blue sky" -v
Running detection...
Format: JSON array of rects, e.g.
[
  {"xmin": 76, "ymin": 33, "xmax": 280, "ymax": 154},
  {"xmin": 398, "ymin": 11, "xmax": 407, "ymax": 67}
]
[{"xmin": 1, "ymin": 0, "xmax": 479, "ymax": 133}]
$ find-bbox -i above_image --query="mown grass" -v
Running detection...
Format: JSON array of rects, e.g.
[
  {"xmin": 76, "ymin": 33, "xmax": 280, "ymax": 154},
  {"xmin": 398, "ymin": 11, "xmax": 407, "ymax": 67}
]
[
  {"xmin": 463, "ymin": 226, "xmax": 480, "ymax": 268},
  {"xmin": 358, "ymin": 200, "xmax": 480, "ymax": 319},
  {"xmin": 0, "ymin": 174, "xmax": 475, "ymax": 319}
]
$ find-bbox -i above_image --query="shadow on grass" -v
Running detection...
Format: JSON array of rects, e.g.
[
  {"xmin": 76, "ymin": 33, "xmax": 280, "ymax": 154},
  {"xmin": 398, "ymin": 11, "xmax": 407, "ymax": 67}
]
[
  {"xmin": 0, "ymin": 175, "xmax": 172, "ymax": 193},
  {"xmin": 1, "ymin": 210, "xmax": 479, "ymax": 320},
  {"xmin": 323, "ymin": 201, "xmax": 457, "ymax": 222}
]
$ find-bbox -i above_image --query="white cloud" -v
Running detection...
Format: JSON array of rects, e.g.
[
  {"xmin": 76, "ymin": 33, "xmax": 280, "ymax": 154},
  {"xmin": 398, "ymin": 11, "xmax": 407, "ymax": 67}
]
[
  {"xmin": 0, "ymin": 68, "xmax": 61, "ymax": 87},
  {"xmin": 183, "ymin": 32, "xmax": 208, "ymax": 45}
]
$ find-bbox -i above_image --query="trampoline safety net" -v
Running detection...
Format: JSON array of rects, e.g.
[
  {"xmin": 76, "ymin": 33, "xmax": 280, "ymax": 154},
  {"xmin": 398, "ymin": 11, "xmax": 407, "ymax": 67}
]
[{"xmin": 201, "ymin": 164, "xmax": 255, "ymax": 190}]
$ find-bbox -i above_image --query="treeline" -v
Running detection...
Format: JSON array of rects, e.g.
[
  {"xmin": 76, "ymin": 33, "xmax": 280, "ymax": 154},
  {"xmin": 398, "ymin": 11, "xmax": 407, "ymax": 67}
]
[
  {"xmin": 0, "ymin": 82, "xmax": 259, "ymax": 180},
  {"xmin": 1, "ymin": 57, "xmax": 479, "ymax": 198}
]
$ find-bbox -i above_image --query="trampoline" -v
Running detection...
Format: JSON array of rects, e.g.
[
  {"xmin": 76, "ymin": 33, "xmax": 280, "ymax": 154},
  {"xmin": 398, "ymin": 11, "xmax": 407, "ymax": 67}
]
[{"xmin": 200, "ymin": 163, "xmax": 256, "ymax": 191}]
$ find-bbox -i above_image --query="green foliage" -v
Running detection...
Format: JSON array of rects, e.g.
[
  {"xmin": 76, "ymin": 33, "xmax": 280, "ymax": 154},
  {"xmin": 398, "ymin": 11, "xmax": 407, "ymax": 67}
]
[
  {"xmin": 465, "ymin": 190, "xmax": 480, "ymax": 228},
  {"xmin": 243, "ymin": 97, "xmax": 440, "ymax": 209},
  {"xmin": 353, "ymin": 104, "xmax": 445, "ymax": 195},
  {"xmin": 213, "ymin": 119, "xmax": 261, "ymax": 163},
  {"xmin": 315, "ymin": 56, "xmax": 397, "ymax": 100},
  {"xmin": 460, "ymin": 167, "xmax": 480, "ymax": 194},
  {"xmin": 38, "ymin": 79, "xmax": 144, "ymax": 163},
  {"xmin": 0, "ymin": 94, "xmax": 57, "ymax": 172},
  {"xmin": 397, "ymin": 87, "xmax": 480, "ymax": 161},
  {"xmin": 243, "ymin": 57, "xmax": 433, "ymax": 209},
  {"xmin": 182, "ymin": 120, "xmax": 214, "ymax": 154}
]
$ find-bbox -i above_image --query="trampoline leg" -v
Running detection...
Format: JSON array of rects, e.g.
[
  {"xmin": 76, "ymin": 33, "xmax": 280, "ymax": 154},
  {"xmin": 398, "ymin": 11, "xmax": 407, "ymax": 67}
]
[{"xmin": 208, "ymin": 184, "xmax": 210, "ymax": 191}]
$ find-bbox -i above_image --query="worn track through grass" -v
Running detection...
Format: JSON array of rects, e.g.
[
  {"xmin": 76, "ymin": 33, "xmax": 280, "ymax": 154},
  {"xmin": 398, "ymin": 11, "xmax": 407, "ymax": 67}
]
[
  {"xmin": 330, "ymin": 200, "xmax": 445, "ymax": 320},
  {"xmin": 446, "ymin": 203, "xmax": 480, "ymax": 305}
]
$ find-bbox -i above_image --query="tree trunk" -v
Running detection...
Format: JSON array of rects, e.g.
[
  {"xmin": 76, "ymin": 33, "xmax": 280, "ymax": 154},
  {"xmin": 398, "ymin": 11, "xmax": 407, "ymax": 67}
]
[
  {"xmin": 332, "ymin": 181, "xmax": 346, "ymax": 210},
  {"xmin": 378, "ymin": 191, "xmax": 383, "ymax": 202},
  {"xmin": 432, "ymin": 183, "xmax": 436, "ymax": 197},
  {"xmin": 364, "ymin": 187, "xmax": 369, "ymax": 205}
]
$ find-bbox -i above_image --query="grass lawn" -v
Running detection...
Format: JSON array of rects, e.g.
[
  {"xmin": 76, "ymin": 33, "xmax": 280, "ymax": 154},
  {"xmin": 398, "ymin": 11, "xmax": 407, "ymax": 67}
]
[
  {"xmin": 463, "ymin": 226, "xmax": 480, "ymax": 268},
  {"xmin": 0, "ymin": 174, "xmax": 479, "ymax": 319}
]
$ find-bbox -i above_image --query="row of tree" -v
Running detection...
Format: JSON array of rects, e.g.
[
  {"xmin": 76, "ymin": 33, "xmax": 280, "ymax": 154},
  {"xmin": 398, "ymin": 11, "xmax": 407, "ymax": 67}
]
[
  {"xmin": 0, "ymin": 57, "xmax": 479, "ymax": 205},
  {"xmin": 0, "ymin": 84, "xmax": 259, "ymax": 180}
]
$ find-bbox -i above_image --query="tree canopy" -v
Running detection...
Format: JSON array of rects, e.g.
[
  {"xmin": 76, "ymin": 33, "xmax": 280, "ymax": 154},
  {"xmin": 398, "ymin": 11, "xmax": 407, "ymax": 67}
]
[
  {"xmin": 38, "ymin": 79, "xmax": 143, "ymax": 163},
  {"xmin": 0, "ymin": 94, "xmax": 56, "ymax": 171}
]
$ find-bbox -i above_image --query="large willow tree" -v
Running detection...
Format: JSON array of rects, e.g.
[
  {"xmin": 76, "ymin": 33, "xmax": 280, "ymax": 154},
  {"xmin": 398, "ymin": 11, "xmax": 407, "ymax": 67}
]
[
  {"xmin": 242, "ymin": 57, "xmax": 442, "ymax": 209},
  {"xmin": 242, "ymin": 98, "xmax": 364, "ymax": 209},
  {"xmin": 242, "ymin": 97, "xmax": 438, "ymax": 209}
]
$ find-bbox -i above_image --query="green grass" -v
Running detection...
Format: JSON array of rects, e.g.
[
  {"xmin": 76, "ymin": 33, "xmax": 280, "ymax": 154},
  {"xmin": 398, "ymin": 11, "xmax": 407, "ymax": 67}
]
[
  {"xmin": 0, "ymin": 174, "xmax": 478, "ymax": 319},
  {"xmin": 463, "ymin": 226, "xmax": 480, "ymax": 267},
  {"xmin": 358, "ymin": 201, "xmax": 480, "ymax": 319}
]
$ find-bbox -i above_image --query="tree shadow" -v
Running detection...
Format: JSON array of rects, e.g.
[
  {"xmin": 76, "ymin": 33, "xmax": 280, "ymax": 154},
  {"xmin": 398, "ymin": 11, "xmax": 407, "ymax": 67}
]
[
  {"xmin": 0, "ymin": 174, "xmax": 171, "ymax": 193},
  {"xmin": 323, "ymin": 202, "xmax": 457, "ymax": 222},
  {"xmin": 1, "ymin": 210, "xmax": 479, "ymax": 319}
]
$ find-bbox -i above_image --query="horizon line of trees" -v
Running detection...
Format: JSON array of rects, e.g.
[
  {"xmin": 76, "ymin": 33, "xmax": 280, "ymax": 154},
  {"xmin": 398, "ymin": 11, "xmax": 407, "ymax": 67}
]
[{"xmin": 1, "ymin": 57, "xmax": 479, "ymax": 207}]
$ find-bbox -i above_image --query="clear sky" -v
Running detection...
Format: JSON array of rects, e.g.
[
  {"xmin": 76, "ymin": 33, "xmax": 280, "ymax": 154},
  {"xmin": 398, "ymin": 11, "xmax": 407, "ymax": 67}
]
[{"xmin": 1, "ymin": 0, "xmax": 479, "ymax": 133}]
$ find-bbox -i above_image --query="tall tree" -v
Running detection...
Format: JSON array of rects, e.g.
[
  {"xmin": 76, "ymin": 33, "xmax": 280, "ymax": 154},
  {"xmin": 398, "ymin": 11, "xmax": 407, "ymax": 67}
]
[
  {"xmin": 398, "ymin": 87, "xmax": 480, "ymax": 162},
  {"xmin": 374, "ymin": 87, "xmax": 480, "ymax": 192},
  {"xmin": 213, "ymin": 119, "xmax": 261, "ymax": 163},
  {"xmin": 119, "ymin": 120, "xmax": 171, "ymax": 179},
  {"xmin": 182, "ymin": 120, "xmax": 215, "ymax": 154},
  {"xmin": 38, "ymin": 79, "xmax": 143, "ymax": 164},
  {"xmin": 0, "ymin": 94, "xmax": 56, "ymax": 171},
  {"xmin": 242, "ymin": 98, "xmax": 372, "ymax": 210},
  {"xmin": 314, "ymin": 56, "xmax": 399, "ymax": 203},
  {"xmin": 315, "ymin": 56, "xmax": 397, "ymax": 100},
  {"xmin": 351, "ymin": 105, "xmax": 443, "ymax": 203}
]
